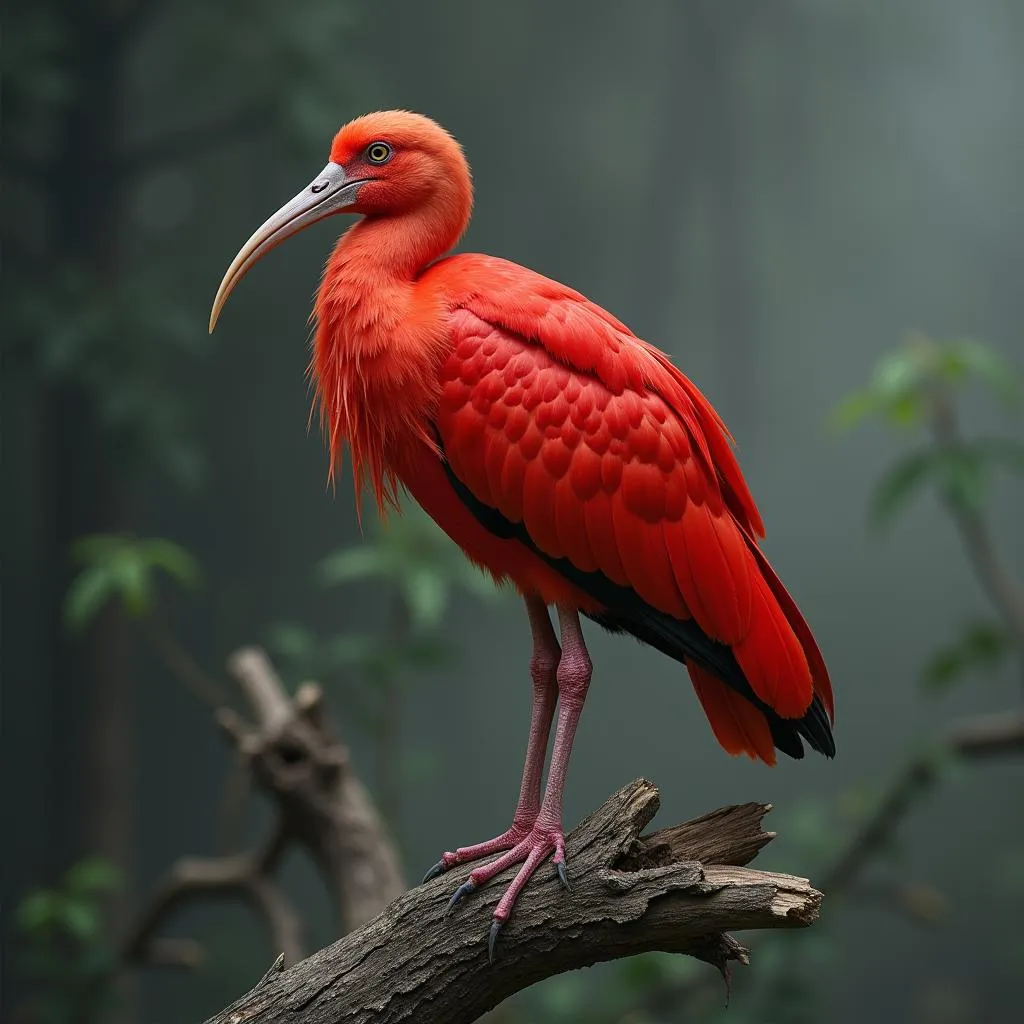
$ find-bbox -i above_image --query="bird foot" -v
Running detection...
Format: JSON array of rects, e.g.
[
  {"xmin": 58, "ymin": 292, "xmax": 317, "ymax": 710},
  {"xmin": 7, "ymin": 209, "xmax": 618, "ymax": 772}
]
[
  {"xmin": 422, "ymin": 820, "xmax": 534, "ymax": 883},
  {"xmin": 441, "ymin": 821, "xmax": 568, "ymax": 961}
]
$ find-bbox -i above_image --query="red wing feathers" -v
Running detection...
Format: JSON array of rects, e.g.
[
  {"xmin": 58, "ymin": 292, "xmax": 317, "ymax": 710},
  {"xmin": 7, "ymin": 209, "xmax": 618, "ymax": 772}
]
[
  {"xmin": 688, "ymin": 659, "xmax": 777, "ymax": 765},
  {"xmin": 428, "ymin": 254, "xmax": 831, "ymax": 745}
]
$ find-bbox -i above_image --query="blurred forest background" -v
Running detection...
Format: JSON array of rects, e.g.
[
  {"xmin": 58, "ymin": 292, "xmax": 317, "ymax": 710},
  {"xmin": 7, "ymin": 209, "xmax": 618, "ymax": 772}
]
[{"xmin": 4, "ymin": 1, "xmax": 1024, "ymax": 1022}]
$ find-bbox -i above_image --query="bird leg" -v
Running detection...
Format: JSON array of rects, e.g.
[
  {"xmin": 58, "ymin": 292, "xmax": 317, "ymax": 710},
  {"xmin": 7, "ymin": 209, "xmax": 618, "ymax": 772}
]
[
  {"xmin": 422, "ymin": 595, "xmax": 559, "ymax": 881},
  {"xmin": 445, "ymin": 604, "xmax": 593, "ymax": 961}
]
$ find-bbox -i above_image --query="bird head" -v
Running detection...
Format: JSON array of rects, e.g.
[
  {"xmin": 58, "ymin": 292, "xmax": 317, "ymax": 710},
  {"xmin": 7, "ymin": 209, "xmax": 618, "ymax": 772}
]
[{"xmin": 209, "ymin": 110, "xmax": 472, "ymax": 332}]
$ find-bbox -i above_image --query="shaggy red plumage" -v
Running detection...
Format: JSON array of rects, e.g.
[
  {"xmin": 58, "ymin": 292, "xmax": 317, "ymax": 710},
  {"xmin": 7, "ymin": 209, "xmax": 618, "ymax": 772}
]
[{"xmin": 210, "ymin": 110, "xmax": 835, "ymax": 957}]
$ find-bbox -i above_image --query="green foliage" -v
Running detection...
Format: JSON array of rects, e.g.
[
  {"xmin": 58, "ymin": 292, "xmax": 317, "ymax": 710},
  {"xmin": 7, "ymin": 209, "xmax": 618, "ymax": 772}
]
[
  {"xmin": 935, "ymin": 339, "xmax": 1023, "ymax": 407},
  {"xmin": 272, "ymin": 504, "xmax": 500, "ymax": 820},
  {"xmin": 15, "ymin": 858, "xmax": 120, "ymax": 1024},
  {"xmin": 267, "ymin": 620, "xmax": 451, "ymax": 695},
  {"xmin": 273, "ymin": 506, "xmax": 497, "ymax": 692},
  {"xmin": 833, "ymin": 336, "xmax": 1023, "ymax": 528},
  {"xmin": 867, "ymin": 448, "xmax": 938, "ymax": 524},
  {"xmin": 64, "ymin": 534, "xmax": 201, "ymax": 631},
  {"xmin": 316, "ymin": 505, "xmax": 496, "ymax": 632},
  {"xmin": 832, "ymin": 334, "xmax": 1022, "ymax": 433},
  {"xmin": 836, "ymin": 331, "xmax": 1022, "ymax": 706},
  {"xmin": 921, "ymin": 620, "xmax": 1010, "ymax": 693},
  {"xmin": 869, "ymin": 438, "xmax": 1024, "ymax": 526}
]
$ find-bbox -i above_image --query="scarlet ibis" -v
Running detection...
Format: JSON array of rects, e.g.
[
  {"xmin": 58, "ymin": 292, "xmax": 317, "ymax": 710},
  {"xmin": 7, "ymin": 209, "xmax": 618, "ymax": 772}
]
[{"xmin": 210, "ymin": 110, "xmax": 835, "ymax": 959}]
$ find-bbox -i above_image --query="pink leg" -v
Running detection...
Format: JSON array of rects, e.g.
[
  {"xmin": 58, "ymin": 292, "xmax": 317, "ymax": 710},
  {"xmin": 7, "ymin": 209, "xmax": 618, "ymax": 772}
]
[
  {"xmin": 446, "ymin": 604, "xmax": 593, "ymax": 961},
  {"xmin": 422, "ymin": 595, "xmax": 559, "ymax": 881}
]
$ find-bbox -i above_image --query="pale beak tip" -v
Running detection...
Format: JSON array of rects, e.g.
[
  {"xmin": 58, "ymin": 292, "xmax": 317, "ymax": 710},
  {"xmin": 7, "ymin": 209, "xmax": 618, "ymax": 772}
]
[
  {"xmin": 207, "ymin": 160, "xmax": 352, "ymax": 340},
  {"xmin": 208, "ymin": 293, "xmax": 225, "ymax": 334}
]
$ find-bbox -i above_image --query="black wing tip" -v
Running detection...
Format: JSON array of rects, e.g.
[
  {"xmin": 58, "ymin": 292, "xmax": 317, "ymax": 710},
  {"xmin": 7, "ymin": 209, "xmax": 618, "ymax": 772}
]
[
  {"xmin": 800, "ymin": 694, "xmax": 837, "ymax": 759},
  {"xmin": 761, "ymin": 694, "xmax": 837, "ymax": 762},
  {"xmin": 774, "ymin": 695, "xmax": 835, "ymax": 761}
]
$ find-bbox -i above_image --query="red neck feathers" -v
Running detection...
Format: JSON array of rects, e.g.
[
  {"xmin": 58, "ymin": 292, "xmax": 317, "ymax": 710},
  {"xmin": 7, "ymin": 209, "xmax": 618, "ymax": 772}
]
[{"xmin": 311, "ymin": 131, "xmax": 473, "ymax": 514}]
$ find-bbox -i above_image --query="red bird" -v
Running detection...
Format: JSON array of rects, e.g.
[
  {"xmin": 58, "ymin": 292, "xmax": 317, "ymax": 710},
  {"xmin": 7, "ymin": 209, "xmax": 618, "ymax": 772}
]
[{"xmin": 210, "ymin": 110, "xmax": 835, "ymax": 958}]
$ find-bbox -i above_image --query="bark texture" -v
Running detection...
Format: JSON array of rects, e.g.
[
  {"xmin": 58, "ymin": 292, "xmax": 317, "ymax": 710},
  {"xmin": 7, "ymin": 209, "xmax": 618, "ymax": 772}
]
[
  {"xmin": 123, "ymin": 648, "xmax": 404, "ymax": 966},
  {"xmin": 205, "ymin": 779, "xmax": 820, "ymax": 1024}
]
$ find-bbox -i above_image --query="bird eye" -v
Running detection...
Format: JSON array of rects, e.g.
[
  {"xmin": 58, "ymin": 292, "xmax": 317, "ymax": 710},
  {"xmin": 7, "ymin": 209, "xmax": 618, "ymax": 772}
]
[{"xmin": 366, "ymin": 142, "xmax": 392, "ymax": 165}]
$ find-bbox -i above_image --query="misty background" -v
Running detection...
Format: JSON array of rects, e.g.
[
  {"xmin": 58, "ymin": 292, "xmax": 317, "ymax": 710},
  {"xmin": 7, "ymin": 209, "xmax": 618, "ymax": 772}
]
[{"xmin": 4, "ymin": 1, "xmax": 1023, "ymax": 1022}]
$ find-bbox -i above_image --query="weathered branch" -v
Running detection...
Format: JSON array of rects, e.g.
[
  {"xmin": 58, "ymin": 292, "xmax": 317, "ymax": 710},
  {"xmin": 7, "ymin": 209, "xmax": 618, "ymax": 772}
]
[
  {"xmin": 220, "ymin": 649, "xmax": 406, "ymax": 933},
  {"xmin": 821, "ymin": 709, "xmax": 1024, "ymax": 893},
  {"xmin": 121, "ymin": 826, "xmax": 302, "ymax": 966},
  {"xmin": 637, "ymin": 706, "xmax": 1024, "ymax": 1016},
  {"xmin": 121, "ymin": 647, "xmax": 404, "ymax": 969},
  {"xmin": 205, "ymin": 780, "xmax": 821, "ymax": 1024}
]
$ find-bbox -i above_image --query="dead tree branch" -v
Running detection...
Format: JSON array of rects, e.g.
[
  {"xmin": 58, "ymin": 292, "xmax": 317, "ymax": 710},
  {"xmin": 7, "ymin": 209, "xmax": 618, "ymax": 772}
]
[
  {"xmin": 121, "ymin": 647, "xmax": 404, "ymax": 968},
  {"xmin": 121, "ymin": 825, "xmax": 301, "ymax": 966},
  {"xmin": 204, "ymin": 779, "xmax": 821, "ymax": 1024},
  {"xmin": 821, "ymin": 708, "xmax": 1024, "ymax": 893},
  {"xmin": 219, "ymin": 649, "xmax": 406, "ymax": 933}
]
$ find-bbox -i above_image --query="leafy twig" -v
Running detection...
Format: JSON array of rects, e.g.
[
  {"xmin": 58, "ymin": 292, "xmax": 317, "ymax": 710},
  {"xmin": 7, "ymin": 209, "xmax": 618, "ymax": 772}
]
[{"xmin": 927, "ymin": 389, "xmax": 1024, "ymax": 683}]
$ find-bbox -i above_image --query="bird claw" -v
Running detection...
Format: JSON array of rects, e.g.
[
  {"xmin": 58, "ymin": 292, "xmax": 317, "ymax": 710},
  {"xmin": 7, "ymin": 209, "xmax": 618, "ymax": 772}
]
[
  {"xmin": 438, "ymin": 825, "xmax": 569, "ymax": 964},
  {"xmin": 556, "ymin": 860, "xmax": 570, "ymax": 891},
  {"xmin": 488, "ymin": 919, "xmax": 503, "ymax": 964},
  {"xmin": 446, "ymin": 879, "xmax": 476, "ymax": 914},
  {"xmin": 422, "ymin": 859, "xmax": 447, "ymax": 884}
]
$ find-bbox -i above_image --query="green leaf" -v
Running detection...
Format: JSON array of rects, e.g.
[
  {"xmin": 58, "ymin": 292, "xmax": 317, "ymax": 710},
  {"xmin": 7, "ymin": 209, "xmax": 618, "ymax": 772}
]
[
  {"xmin": 942, "ymin": 339, "xmax": 1022, "ymax": 406},
  {"xmin": 936, "ymin": 447, "xmax": 988, "ymax": 514},
  {"xmin": 883, "ymin": 391, "xmax": 925, "ymax": 427},
  {"xmin": 61, "ymin": 899, "xmax": 100, "ymax": 941},
  {"xmin": 323, "ymin": 633, "xmax": 384, "ymax": 668},
  {"xmin": 138, "ymin": 539, "xmax": 203, "ymax": 588},
  {"xmin": 69, "ymin": 534, "xmax": 128, "ymax": 564},
  {"xmin": 831, "ymin": 349, "xmax": 929, "ymax": 432},
  {"xmin": 17, "ymin": 891, "xmax": 60, "ymax": 933},
  {"xmin": 922, "ymin": 648, "xmax": 965, "ymax": 690},
  {"xmin": 110, "ymin": 551, "xmax": 153, "ymax": 616},
  {"xmin": 869, "ymin": 450, "xmax": 937, "ymax": 527},
  {"xmin": 872, "ymin": 348, "xmax": 923, "ymax": 402},
  {"xmin": 402, "ymin": 567, "xmax": 450, "ymax": 631},
  {"xmin": 316, "ymin": 545, "xmax": 395, "ymax": 587},
  {"xmin": 922, "ymin": 620, "xmax": 1010, "ymax": 692},
  {"xmin": 869, "ymin": 438, "xmax": 1021, "ymax": 531},
  {"xmin": 63, "ymin": 566, "xmax": 116, "ymax": 631},
  {"xmin": 267, "ymin": 622, "xmax": 317, "ymax": 661},
  {"xmin": 64, "ymin": 534, "xmax": 202, "ymax": 630},
  {"xmin": 64, "ymin": 858, "xmax": 120, "ymax": 895}
]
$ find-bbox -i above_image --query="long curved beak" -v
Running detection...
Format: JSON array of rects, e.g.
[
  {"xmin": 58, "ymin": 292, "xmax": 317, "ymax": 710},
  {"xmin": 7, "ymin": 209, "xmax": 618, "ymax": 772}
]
[{"xmin": 209, "ymin": 162, "xmax": 363, "ymax": 333}]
